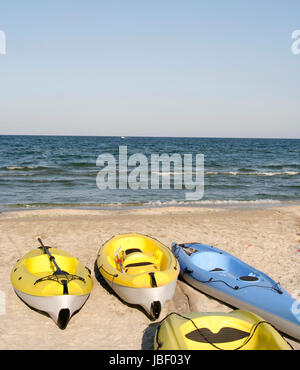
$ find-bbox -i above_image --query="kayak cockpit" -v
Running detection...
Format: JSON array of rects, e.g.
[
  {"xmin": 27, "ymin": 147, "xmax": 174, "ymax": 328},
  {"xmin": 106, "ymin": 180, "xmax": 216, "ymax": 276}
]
[
  {"xmin": 189, "ymin": 250, "xmax": 261, "ymax": 282},
  {"xmin": 25, "ymin": 252, "xmax": 77, "ymax": 276}
]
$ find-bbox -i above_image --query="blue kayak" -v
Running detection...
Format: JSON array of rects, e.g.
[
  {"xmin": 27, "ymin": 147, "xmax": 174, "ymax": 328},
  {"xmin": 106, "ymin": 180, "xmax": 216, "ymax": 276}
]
[{"xmin": 172, "ymin": 242, "xmax": 300, "ymax": 340}]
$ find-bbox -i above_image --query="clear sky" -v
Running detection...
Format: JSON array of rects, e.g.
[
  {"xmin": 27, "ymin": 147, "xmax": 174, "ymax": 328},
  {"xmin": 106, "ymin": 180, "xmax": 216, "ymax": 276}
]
[{"xmin": 0, "ymin": 0, "xmax": 300, "ymax": 138}]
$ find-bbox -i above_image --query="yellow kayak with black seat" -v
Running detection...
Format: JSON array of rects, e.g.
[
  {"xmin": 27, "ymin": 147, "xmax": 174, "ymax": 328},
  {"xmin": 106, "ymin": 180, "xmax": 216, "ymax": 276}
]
[
  {"xmin": 11, "ymin": 238, "xmax": 93, "ymax": 329},
  {"xmin": 96, "ymin": 233, "xmax": 179, "ymax": 319},
  {"xmin": 154, "ymin": 310, "xmax": 292, "ymax": 350}
]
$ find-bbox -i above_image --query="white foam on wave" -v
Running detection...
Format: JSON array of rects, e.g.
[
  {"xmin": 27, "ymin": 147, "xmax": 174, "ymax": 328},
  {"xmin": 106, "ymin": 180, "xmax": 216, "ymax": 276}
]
[
  {"xmin": 5, "ymin": 165, "xmax": 37, "ymax": 170},
  {"xmin": 144, "ymin": 199, "xmax": 282, "ymax": 206},
  {"xmin": 5, "ymin": 166, "xmax": 26, "ymax": 170},
  {"xmin": 206, "ymin": 171, "xmax": 299, "ymax": 176},
  {"xmin": 1, "ymin": 199, "xmax": 286, "ymax": 211}
]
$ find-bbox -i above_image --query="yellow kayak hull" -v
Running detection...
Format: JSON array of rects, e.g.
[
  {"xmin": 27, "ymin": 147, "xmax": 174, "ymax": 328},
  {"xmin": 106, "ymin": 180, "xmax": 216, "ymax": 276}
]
[
  {"xmin": 11, "ymin": 247, "xmax": 93, "ymax": 329},
  {"xmin": 154, "ymin": 310, "xmax": 292, "ymax": 350},
  {"xmin": 96, "ymin": 233, "xmax": 179, "ymax": 318}
]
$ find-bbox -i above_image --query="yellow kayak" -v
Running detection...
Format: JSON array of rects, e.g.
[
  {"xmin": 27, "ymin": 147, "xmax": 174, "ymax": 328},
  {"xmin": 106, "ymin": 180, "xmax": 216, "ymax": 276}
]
[
  {"xmin": 11, "ymin": 239, "xmax": 93, "ymax": 329},
  {"xmin": 154, "ymin": 310, "xmax": 292, "ymax": 350},
  {"xmin": 96, "ymin": 233, "xmax": 179, "ymax": 319}
]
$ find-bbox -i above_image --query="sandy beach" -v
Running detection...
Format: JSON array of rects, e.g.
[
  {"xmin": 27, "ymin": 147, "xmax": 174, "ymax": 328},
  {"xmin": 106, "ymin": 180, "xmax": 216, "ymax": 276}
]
[{"xmin": 0, "ymin": 204, "xmax": 299, "ymax": 350}]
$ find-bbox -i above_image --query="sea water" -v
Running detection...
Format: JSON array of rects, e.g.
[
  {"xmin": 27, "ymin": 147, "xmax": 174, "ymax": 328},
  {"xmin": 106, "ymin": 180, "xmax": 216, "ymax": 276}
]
[{"xmin": 0, "ymin": 135, "xmax": 299, "ymax": 209}]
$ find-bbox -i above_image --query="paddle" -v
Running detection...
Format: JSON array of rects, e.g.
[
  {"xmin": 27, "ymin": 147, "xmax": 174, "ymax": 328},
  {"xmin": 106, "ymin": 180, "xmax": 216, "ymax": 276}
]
[
  {"xmin": 35, "ymin": 238, "xmax": 85, "ymax": 295},
  {"xmin": 37, "ymin": 237, "xmax": 67, "ymax": 275}
]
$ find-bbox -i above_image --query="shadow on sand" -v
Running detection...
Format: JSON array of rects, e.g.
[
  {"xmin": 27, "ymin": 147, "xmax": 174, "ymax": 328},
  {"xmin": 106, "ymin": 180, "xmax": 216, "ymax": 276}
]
[
  {"xmin": 141, "ymin": 322, "xmax": 160, "ymax": 350},
  {"xmin": 93, "ymin": 259, "xmax": 157, "ymax": 321}
]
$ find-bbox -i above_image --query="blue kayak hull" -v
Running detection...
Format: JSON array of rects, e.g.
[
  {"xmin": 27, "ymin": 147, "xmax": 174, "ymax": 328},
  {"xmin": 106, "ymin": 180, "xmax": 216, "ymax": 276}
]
[{"xmin": 172, "ymin": 242, "xmax": 300, "ymax": 340}]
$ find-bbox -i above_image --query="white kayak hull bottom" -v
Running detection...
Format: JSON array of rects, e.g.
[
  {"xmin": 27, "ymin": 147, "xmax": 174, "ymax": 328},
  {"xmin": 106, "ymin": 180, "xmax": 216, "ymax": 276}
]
[
  {"xmin": 104, "ymin": 277, "xmax": 177, "ymax": 319},
  {"xmin": 181, "ymin": 272, "xmax": 300, "ymax": 341},
  {"xmin": 14, "ymin": 288, "xmax": 90, "ymax": 329}
]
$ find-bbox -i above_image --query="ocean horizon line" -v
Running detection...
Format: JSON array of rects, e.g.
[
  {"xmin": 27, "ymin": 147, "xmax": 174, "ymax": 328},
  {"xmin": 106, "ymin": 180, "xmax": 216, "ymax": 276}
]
[{"xmin": 0, "ymin": 134, "xmax": 300, "ymax": 140}]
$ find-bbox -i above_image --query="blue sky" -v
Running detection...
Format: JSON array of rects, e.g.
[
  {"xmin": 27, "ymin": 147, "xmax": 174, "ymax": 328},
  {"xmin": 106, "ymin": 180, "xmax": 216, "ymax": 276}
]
[{"xmin": 0, "ymin": 0, "xmax": 299, "ymax": 138}]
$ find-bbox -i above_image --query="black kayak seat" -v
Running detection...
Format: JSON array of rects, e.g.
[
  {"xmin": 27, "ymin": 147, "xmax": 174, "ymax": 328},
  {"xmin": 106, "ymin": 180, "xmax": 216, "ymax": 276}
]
[
  {"xmin": 186, "ymin": 327, "xmax": 250, "ymax": 343},
  {"xmin": 125, "ymin": 248, "xmax": 143, "ymax": 255},
  {"xmin": 239, "ymin": 276, "xmax": 259, "ymax": 281},
  {"xmin": 210, "ymin": 268, "xmax": 224, "ymax": 272},
  {"xmin": 125, "ymin": 261, "xmax": 154, "ymax": 268}
]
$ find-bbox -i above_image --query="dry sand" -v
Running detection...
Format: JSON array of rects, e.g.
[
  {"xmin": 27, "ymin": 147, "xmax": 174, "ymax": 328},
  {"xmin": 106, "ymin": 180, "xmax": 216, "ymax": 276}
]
[{"xmin": 0, "ymin": 205, "xmax": 299, "ymax": 350}]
